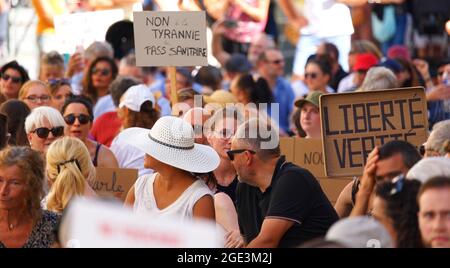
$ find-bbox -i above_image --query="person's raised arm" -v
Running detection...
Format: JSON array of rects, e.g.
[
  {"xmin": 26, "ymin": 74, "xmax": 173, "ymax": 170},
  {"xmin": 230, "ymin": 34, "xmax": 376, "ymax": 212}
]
[
  {"xmin": 211, "ymin": 20, "xmax": 231, "ymax": 67},
  {"xmin": 203, "ymin": 0, "xmax": 230, "ymax": 21},
  {"xmin": 229, "ymin": 0, "xmax": 270, "ymax": 22},
  {"xmin": 277, "ymin": 0, "xmax": 308, "ymax": 32},
  {"xmin": 350, "ymin": 147, "xmax": 378, "ymax": 217}
]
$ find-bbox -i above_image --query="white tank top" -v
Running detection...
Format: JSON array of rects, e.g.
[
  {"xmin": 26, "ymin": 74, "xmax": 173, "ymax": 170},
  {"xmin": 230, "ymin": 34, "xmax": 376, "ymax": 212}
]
[{"xmin": 133, "ymin": 173, "xmax": 213, "ymax": 221}]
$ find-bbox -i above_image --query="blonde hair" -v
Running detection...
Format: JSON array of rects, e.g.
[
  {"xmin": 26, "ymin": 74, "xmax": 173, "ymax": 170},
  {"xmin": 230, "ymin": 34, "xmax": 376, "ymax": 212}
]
[
  {"xmin": 18, "ymin": 80, "xmax": 51, "ymax": 100},
  {"xmin": 45, "ymin": 137, "xmax": 96, "ymax": 213}
]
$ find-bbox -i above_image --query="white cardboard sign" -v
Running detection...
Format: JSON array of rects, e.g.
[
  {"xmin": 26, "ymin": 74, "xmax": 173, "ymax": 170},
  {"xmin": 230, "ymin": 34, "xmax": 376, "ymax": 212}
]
[
  {"xmin": 54, "ymin": 9, "xmax": 125, "ymax": 54},
  {"xmin": 133, "ymin": 11, "xmax": 208, "ymax": 66},
  {"xmin": 59, "ymin": 198, "xmax": 223, "ymax": 248}
]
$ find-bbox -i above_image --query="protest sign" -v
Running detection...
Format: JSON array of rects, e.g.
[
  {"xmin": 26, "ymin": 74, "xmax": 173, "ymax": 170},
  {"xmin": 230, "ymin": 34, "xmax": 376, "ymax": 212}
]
[
  {"xmin": 91, "ymin": 168, "xmax": 138, "ymax": 202},
  {"xmin": 54, "ymin": 9, "xmax": 125, "ymax": 54},
  {"xmin": 59, "ymin": 198, "xmax": 223, "ymax": 248},
  {"xmin": 320, "ymin": 87, "xmax": 428, "ymax": 177},
  {"xmin": 133, "ymin": 11, "xmax": 208, "ymax": 67},
  {"xmin": 280, "ymin": 138, "xmax": 352, "ymax": 203}
]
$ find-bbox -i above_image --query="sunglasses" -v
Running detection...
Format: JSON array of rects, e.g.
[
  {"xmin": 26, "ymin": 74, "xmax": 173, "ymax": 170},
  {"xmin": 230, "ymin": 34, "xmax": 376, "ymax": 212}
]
[
  {"xmin": 1, "ymin": 73, "xmax": 22, "ymax": 84},
  {"xmin": 92, "ymin": 68, "xmax": 111, "ymax": 76},
  {"xmin": 226, "ymin": 149, "xmax": 256, "ymax": 161},
  {"xmin": 64, "ymin": 114, "xmax": 92, "ymax": 125},
  {"xmin": 304, "ymin": 72, "xmax": 318, "ymax": 79},
  {"xmin": 269, "ymin": 59, "xmax": 284, "ymax": 65},
  {"xmin": 25, "ymin": 95, "xmax": 51, "ymax": 103},
  {"xmin": 47, "ymin": 78, "xmax": 71, "ymax": 86},
  {"xmin": 32, "ymin": 126, "xmax": 64, "ymax": 139},
  {"xmin": 389, "ymin": 174, "xmax": 405, "ymax": 196}
]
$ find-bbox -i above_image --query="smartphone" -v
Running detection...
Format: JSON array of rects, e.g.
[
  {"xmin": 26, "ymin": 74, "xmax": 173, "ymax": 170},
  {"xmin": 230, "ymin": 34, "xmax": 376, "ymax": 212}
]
[{"xmin": 223, "ymin": 19, "xmax": 238, "ymax": 29}]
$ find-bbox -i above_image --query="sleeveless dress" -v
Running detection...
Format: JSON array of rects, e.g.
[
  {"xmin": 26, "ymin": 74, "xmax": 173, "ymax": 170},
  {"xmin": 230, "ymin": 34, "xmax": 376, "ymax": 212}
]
[{"xmin": 133, "ymin": 173, "xmax": 213, "ymax": 221}]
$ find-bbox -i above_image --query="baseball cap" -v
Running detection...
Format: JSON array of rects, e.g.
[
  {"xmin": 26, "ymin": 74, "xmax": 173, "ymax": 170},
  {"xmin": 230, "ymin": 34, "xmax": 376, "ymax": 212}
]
[
  {"xmin": 119, "ymin": 84, "xmax": 155, "ymax": 112},
  {"xmin": 325, "ymin": 216, "xmax": 394, "ymax": 248},
  {"xmin": 294, "ymin": 91, "xmax": 323, "ymax": 108},
  {"xmin": 353, "ymin": 53, "xmax": 379, "ymax": 72},
  {"xmin": 378, "ymin": 59, "xmax": 403, "ymax": 74},
  {"xmin": 225, "ymin": 53, "xmax": 253, "ymax": 73}
]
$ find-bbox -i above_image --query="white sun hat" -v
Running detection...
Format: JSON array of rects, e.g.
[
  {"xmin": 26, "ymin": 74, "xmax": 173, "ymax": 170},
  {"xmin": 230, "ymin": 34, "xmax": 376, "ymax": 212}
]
[
  {"xmin": 119, "ymin": 84, "xmax": 156, "ymax": 112},
  {"xmin": 121, "ymin": 116, "xmax": 220, "ymax": 173}
]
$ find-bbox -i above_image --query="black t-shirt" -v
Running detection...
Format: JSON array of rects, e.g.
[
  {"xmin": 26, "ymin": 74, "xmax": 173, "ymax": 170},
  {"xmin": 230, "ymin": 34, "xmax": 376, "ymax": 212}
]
[
  {"xmin": 236, "ymin": 156, "xmax": 339, "ymax": 248},
  {"xmin": 216, "ymin": 175, "xmax": 238, "ymax": 204}
]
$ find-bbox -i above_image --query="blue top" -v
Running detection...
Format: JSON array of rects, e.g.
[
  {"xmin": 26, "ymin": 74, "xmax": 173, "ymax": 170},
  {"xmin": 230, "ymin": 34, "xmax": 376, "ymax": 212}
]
[{"xmin": 268, "ymin": 77, "xmax": 295, "ymax": 134}]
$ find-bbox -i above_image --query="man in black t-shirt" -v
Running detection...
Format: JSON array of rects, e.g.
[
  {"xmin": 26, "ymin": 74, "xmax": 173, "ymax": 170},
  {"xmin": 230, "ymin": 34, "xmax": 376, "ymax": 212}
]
[{"xmin": 229, "ymin": 119, "xmax": 338, "ymax": 248}]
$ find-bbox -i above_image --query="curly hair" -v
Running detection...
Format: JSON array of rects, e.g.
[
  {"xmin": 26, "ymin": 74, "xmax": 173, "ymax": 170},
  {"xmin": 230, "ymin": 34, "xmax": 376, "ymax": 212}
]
[
  {"xmin": 375, "ymin": 179, "xmax": 424, "ymax": 248},
  {"xmin": 0, "ymin": 146, "xmax": 44, "ymax": 221}
]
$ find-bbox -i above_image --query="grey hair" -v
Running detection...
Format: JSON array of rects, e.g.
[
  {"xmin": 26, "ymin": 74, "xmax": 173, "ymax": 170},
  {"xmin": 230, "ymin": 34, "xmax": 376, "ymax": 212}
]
[
  {"xmin": 24, "ymin": 106, "xmax": 66, "ymax": 134},
  {"xmin": 234, "ymin": 118, "xmax": 280, "ymax": 160},
  {"xmin": 359, "ymin": 67, "xmax": 398, "ymax": 92},
  {"xmin": 426, "ymin": 119, "xmax": 450, "ymax": 155},
  {"xmin": 119, "ymin": 52, "xmax": 137, "ymax": 67},
  {"xmin": 85, "ymin": 41, "xmax": 114, "ymax": 62}
]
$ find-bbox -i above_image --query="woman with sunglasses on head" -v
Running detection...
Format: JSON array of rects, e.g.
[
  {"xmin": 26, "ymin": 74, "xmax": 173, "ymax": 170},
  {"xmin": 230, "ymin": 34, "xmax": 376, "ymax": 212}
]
[
  {"xmin": 24, "ymin": 106, "xmax": 65, "ymax": 156},
  {"xmin": 18, "ymin": 80, "xmax": 52, "ymax": 110},
  {"xmin": 371, "ymin": 177, "xmax": 424, "ymax": 248},
  {"xmin": 48, "ymin": 79, "xmax": 73, "ymax": 111},
  {"xmin": 62, "ymin": 96, "xmax": 118, "ymax": 168},
  {"xmin": 44, "ymin": 137, "xmax": 97, "ymax": 214},
  {"xmin": 82, "ymin": 56, "xmax": 118, "ymax": 106},
  {"xmin": 0, "ymin": 60, "xmax": 30, "ymax": 101}
]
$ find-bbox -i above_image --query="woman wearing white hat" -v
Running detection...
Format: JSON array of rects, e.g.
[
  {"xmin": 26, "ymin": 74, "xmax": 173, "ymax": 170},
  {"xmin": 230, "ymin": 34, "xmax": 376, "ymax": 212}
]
[{"xmin": 124, "ymin": 116, "xmax": 220, "ymax": 221}]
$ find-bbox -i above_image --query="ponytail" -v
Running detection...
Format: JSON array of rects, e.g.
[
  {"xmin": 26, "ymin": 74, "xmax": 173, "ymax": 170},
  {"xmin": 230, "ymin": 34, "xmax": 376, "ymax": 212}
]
[{"xmin": 46, "ymin": 160, "xmax": 86, "ymax": 213}]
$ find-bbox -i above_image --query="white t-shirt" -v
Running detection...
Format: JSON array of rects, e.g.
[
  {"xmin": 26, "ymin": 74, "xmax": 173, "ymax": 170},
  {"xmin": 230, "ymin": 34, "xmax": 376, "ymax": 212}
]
[
  {"xmin": 133, "ymin": 173, "xmax": 213, "ymax": 221},
  {"xmin": 301, "ymin": 0, "xmax": 354, "ymax": 37},
  {"xmin": 110, "ymin": 131, "xmax": 154, "ymax": 178}
]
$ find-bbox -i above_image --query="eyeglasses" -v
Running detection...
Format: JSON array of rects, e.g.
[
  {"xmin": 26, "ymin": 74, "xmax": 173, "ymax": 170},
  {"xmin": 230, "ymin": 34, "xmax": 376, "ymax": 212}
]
[
  {"xmin": 31, "ymin": 126, "xmax": 64, "ymax": 139},
  {"xmin": 92, "ymin": 68, "xmax": 111, "ymax": 76},
  {"xmin": 268, "ymin": 59, "xmax": 284, "ymax": 65},
  {"xmin": 24, "ymin": 95, "xmax": 51, "ymax": 103},
  {"xmin": 64, "ymin": 114, "xmax": 92, "ymax": 125},
  {"xmin": 213, "ymin": 128, "xmax": 235, "ymax": 140},
  {"xmin": 304, "ymin": 72, "xmax": 318, "ymax": 79},
  {"xmin": 1, "ymin": 73, "xmax": 22, "ymax": 84},
  {"xmin": 226, "ymin": 149, "xmax": 256, "ymax": 161}
]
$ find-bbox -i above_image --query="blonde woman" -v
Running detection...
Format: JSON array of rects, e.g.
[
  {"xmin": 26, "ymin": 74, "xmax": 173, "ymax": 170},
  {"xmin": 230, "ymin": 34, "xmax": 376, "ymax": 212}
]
[
  {"xmin": 45, "ymin": 136, "xmax": 97, "ymax": 213},
  {"xmin": 18, "ymin": 80, "xmax": 52, "ymax": 110}
]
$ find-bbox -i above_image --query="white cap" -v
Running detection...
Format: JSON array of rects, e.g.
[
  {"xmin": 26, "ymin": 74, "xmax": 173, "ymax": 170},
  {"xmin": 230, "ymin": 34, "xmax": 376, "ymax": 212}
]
[
  {"xmin": 326, "ymin": 216, "xmax": 394, "ymax": 248},
  {"xmin": 119, "ymin": 84, "xmax": 155, "ymax": 112},
  {"xmin": 406, "ymin": 157, "xmax": 450, "ymax": 184}
]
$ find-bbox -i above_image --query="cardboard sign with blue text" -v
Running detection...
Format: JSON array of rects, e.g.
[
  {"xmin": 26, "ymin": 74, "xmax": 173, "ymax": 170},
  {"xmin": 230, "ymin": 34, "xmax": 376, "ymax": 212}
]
[
  {"xmin": 133, "ymin": 11, "xmax": 208, "ymax": 66},
  {"xmin": 320, "ymin": 87, "xmax": 428, "ymax": 177},
  {"xmin": 92, "ymin": 168, "xmax": 138, "ymax": 202}
]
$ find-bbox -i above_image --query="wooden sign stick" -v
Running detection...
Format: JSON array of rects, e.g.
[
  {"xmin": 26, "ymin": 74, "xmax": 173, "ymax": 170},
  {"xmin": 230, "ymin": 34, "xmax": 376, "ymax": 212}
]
[{"xmin": 168, "ymin": 66, "xmax": 178, "ymax": 105}]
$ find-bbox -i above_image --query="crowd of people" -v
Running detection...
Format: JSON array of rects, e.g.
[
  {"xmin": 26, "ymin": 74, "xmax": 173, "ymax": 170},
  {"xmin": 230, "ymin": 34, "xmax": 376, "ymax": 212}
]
[{"xmin": 0, "ymin": 0, "xmax": 450, "ymax": 248}]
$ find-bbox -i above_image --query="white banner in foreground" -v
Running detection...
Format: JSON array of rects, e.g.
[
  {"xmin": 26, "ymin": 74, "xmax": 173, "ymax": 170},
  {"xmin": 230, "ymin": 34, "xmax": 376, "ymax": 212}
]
[{"xmin": 59, "ymin": 198, "xmax": 223, "ymax": 248}]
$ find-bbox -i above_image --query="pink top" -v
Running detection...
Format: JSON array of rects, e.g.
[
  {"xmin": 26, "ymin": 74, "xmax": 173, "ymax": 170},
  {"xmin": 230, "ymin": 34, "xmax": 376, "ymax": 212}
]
[{"xmin": 223, "ymin": 0, "xmax": 268, "ymax": 44}]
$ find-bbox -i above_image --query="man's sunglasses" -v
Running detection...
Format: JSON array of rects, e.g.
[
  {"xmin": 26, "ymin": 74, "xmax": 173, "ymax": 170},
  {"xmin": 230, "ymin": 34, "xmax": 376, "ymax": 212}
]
[
  {"xmin": 92, "ymin": 68, "xmax": 111, "ymax": 76},
  {"xmin": 1, "ymin": 73, "xmax": 22, "ymax": 84},
  {"xmin": 226, "ymin": 149, "xmax": 256, "ymax": 161},
  {"xmin": 64, "ymin": 114, "xmax": 92, "ymax": 125},
  {"xmin": 32, "ymin": 126, "xmax": 64, "ymax": 139}
]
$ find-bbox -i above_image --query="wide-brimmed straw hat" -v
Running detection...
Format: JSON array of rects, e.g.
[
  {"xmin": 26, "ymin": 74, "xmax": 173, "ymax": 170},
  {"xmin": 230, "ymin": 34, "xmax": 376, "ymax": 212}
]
[{"xmin": 122, "ymin": 116, "xmax": 220, "ymax": 173}]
